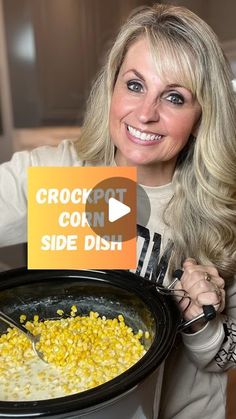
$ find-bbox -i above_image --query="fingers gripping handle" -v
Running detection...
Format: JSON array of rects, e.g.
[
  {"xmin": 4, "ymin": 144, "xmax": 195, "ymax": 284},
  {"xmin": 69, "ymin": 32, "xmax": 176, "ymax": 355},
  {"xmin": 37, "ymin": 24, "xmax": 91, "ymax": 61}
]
[
  {"xmin": 173, "ymin": 269, "xmax": 216, "ymax": 322},
  {"xmin": 202, "ymin": 304, "xmax": 216, "ymax": 321}
]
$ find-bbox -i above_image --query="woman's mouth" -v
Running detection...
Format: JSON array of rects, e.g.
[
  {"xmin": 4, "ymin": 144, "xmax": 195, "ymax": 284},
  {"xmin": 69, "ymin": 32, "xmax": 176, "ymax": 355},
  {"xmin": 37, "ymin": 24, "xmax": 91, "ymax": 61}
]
[{"xmin": 126, "ymin": 124, "xmax": 163, "ymax": 143}]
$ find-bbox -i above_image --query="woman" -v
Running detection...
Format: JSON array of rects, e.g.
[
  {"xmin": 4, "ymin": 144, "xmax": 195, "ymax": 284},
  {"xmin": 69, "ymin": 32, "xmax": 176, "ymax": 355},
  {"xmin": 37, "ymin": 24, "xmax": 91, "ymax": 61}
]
[{"xmin": 0, "ymin": 3, "xmax": 236, "ymax": 418}]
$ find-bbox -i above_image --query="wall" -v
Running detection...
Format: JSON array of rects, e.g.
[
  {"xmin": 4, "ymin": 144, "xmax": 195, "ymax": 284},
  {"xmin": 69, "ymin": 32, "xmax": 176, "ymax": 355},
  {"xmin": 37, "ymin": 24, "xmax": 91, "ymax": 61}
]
[
  {"xmin": 0, "ymin": 0, "xmax": 13, "ymax": 162},
  {"xmin": 163, "ymin": 0, "xmax": 236, "ymax": 41}
]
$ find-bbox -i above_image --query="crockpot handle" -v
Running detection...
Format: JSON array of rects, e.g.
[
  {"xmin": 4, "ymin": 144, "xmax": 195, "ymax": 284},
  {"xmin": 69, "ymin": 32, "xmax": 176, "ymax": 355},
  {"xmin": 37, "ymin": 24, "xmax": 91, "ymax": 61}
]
[{"xmin": 173, "ymin": 269, "xmax": 216, "ymax": 328}]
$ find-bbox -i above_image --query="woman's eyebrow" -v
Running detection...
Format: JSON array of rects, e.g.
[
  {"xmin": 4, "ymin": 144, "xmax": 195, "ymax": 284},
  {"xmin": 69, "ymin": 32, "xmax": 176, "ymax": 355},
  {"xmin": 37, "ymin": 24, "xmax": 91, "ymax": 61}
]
[
  {"xmin": 167, "ymin": 83, "xmax": 186, "ymax": 89},
  {"xmin": 122, "ymin": 69, "xmax": 145, "ymax": 81},
  {"xmin": 166, "ymin": 83, "xmax": 194, "ymax": 96}
]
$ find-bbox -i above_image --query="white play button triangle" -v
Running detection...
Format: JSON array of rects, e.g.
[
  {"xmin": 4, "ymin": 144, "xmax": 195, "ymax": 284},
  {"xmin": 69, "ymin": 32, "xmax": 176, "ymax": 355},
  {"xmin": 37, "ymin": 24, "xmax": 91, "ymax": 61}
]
[{"xmin": 108, "ymin": 197, "xmax": 131, "ymax": 223}]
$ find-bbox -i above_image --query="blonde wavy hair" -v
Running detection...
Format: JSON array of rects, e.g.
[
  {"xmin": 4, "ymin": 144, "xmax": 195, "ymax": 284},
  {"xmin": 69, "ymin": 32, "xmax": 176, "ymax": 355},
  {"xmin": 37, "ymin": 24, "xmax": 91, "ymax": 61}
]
[{"xmin": 77, "ymin": 4, "xmax": 236, "ymax": 279}]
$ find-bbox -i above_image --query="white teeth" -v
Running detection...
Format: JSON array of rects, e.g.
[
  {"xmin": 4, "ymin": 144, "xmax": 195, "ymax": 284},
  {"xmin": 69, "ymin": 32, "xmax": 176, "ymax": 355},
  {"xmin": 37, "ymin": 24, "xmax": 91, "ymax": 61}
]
[{"xmin": 127, "ymin": 125, "xmax": 162, "ymax": 141}]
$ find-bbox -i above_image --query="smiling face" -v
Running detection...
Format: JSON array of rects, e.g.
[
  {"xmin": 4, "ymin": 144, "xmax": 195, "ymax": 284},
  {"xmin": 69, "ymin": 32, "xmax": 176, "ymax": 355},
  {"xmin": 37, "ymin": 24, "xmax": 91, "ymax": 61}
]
[{"xmin": 109, "ymin": 37, "xmax": 202, "ymax": 185}]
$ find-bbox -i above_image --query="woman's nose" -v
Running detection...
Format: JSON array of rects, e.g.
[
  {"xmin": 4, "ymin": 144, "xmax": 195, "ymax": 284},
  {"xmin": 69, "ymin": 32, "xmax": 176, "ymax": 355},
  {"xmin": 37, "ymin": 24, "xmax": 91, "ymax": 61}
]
[{"xmin": 137, "ymin": 97, "xmax": 161, "ymax": 124}]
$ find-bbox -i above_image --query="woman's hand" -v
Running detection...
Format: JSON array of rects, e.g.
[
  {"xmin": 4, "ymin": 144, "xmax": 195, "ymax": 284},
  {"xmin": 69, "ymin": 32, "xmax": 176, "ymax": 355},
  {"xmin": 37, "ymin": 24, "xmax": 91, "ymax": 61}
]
[{"xmin": 174, "ymin": 258, "xmax": 225, "ymax": 331}]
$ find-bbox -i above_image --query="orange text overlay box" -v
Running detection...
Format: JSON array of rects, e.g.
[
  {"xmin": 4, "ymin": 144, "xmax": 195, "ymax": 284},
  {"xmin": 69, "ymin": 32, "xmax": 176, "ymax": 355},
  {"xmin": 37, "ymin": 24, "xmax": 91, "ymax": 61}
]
[{"xmin": 28, "ymin": 166, "xmax": 137, "ymax": 269}]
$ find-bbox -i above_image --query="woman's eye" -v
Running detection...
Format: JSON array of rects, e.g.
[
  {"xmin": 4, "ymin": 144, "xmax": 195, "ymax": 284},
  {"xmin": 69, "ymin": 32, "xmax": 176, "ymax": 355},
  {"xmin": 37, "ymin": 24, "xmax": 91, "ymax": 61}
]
[
  {"xmin": 127, "ymin": 81, "xmax": 143, "ymax": 93},
  {"xmin": 166, "ymin": 93, "xmax": 184, "ymax": 105}
]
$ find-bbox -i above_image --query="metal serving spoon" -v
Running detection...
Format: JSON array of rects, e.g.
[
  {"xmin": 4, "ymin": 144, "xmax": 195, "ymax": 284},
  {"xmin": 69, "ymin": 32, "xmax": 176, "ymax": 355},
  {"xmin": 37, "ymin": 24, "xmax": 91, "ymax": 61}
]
[{"xmin": 0, "ymin": 310, "xmax": 46, "ymax": 363}]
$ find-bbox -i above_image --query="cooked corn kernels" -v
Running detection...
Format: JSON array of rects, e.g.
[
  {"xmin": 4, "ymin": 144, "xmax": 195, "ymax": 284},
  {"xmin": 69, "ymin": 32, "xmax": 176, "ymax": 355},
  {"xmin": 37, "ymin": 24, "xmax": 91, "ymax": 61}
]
[{"xmin": 0, "ymin": 307, "xmax": 147, "ymax": 401}]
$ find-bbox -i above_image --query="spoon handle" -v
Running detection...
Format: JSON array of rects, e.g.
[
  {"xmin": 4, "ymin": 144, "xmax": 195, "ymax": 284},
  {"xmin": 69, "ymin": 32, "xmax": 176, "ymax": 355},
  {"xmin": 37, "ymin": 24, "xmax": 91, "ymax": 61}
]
[{"xmin": 0, "ymin": 310, "xmax": 35, "ymax": 343}]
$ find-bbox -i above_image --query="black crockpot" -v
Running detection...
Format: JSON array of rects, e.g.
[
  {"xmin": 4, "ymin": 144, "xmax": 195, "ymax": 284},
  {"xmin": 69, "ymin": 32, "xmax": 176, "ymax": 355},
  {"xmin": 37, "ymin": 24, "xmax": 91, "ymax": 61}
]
[{"xmin": 0, "ymin": 268, "xmax": 182, "ymax": 418}]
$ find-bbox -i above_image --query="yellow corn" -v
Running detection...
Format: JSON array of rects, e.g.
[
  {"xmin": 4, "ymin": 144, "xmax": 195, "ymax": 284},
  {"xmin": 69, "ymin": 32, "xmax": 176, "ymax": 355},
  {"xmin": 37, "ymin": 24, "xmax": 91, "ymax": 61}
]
[
  {"xmin": 145, "ymin": 331, "xmax": 150, "ymax": 339},
  {"xmin": 0, "ymin": 305, "xmax": 148, "ymax": 401},
  {"xmin": 19, "ymin": 314, "xmax": 27, "ymax": 323}
]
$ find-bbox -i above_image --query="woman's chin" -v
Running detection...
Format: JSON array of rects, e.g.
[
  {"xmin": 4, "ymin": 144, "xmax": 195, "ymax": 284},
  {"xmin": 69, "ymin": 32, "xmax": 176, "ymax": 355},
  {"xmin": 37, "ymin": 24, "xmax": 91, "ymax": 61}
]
[{"xmin": 115, "ymin": 150, "xmax": 156, "ymax": 167}]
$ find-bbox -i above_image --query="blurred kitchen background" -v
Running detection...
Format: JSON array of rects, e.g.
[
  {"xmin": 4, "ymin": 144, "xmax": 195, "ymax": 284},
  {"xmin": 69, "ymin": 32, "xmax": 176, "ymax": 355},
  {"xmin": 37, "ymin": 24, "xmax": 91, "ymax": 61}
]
[{"xmin": 0, "ymin": 1, "xmax": 236, "ymax": 417}]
